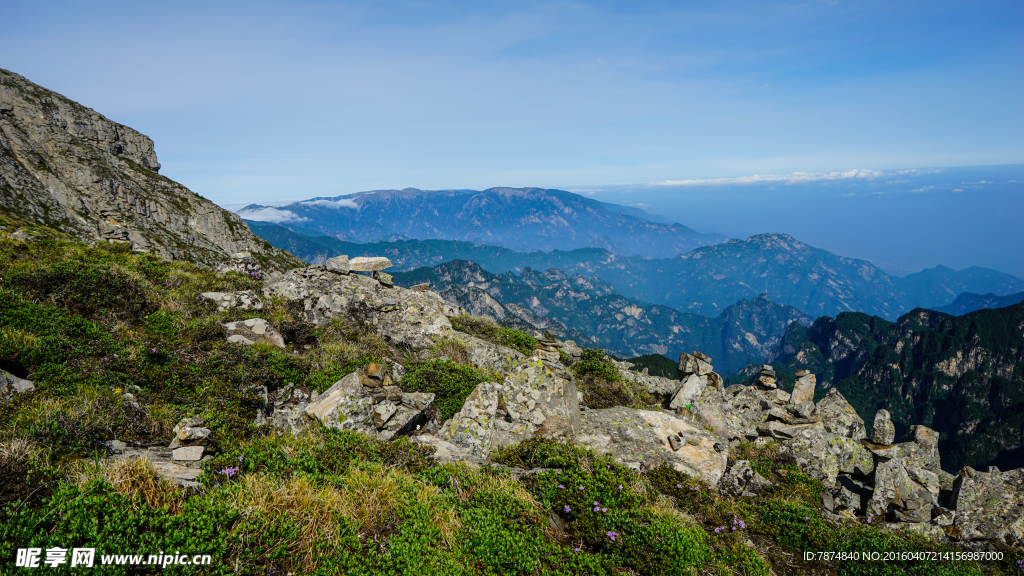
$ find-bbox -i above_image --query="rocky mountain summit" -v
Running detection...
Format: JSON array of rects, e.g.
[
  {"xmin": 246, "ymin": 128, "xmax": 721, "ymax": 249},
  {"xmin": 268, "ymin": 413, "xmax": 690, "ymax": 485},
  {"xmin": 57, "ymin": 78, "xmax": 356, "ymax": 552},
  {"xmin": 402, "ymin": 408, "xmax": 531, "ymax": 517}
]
[
  {"xmin": 393, "ymin": 259, "xmax": 813, "ymax": 374},
  {"xmin": 932, "ymin": 290, "xmax": 1024, "ymax": 316},
  {"xmin": 768, "ymin": 303, "xmax": 1024, "ymax": 473},
  {"xmin": 0, "ymin": 68, "xmax": 301, "ymax": 270},
  {"xmin": 238, "ymin": 187, "xmax": 726, "ymax": 259}
]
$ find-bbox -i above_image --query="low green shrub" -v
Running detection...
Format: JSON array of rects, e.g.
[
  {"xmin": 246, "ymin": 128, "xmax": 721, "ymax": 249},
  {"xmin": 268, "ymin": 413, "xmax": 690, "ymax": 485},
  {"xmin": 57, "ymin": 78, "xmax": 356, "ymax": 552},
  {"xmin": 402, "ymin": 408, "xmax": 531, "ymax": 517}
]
[
  {"xmin": 402, "ymin": 359, "xmax": 487, "ymax": 420},
  {"xmin": 450, "ymin": 314, "xmax": 538, "ymax": 356},
  {"xmin": 6, "ymin": 261, "xmax": 152, "ymax": 320}
]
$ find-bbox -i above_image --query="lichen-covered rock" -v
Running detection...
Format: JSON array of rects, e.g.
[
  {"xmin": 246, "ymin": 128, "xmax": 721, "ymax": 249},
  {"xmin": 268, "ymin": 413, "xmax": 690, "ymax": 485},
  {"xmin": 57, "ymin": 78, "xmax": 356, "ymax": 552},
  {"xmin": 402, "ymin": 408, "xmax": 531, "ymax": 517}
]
[
  {"xmin": 576, "ymin": 406, "xmax": 727, "ymax": 486},
  {"xmin": 619, "ymin": 368, "xmax": 678, "ymax": 401},
  {"xmin": 693, "ymin": 385, "xmax": 776, "ymax": 441},
  {"xmin": 669, "ymin": 373, "xmax": 709, "ymax": 410},
  {"xmin": 872, "ymin": 409, "xmax": 896, "ymax": 445},
  {"xmin": 438, "ymin": 357, "xmax": 581, "ymax": 457},
  {"xmin": 350, "ymin": 256, "xmax": 392, "ymax": 271},
  {"xmin": 1, "ymin": 369, "xmax": 34, "ymax": 403},
  {"xmin": 200, "ymin": 290, "xmax": 263, "ymax": 311},
  {"xmin": 304, "ymin": 371, "xmax": 435, "ymax": 440},
  {"xmin": 776, "ymin": 423, "xmax": 875, "ymax": 484},
  {"xmin": 223, "ymin": 318, "xmax": 286, "ymax": 348},
  {"xmin": 326, "ymin": 255, "xmax": 349, "ymax": 274},
  {"xmin": 814, "ymin": 388, "xmax": 866, "ymax": 439},
  {"xmin": 949, "ymin": 468, "xmax": 1024, "ymax": 543},
  {"xmin": 868, "ymin": 458, "xmax": 939, "ymax": 519},
  {"xmin": 898, "ymin": 425, "xmax": 941, "ymax": 471},
  {"xmin": 719, "ymin": 460, "xmax": 772, "ymax": 498}
]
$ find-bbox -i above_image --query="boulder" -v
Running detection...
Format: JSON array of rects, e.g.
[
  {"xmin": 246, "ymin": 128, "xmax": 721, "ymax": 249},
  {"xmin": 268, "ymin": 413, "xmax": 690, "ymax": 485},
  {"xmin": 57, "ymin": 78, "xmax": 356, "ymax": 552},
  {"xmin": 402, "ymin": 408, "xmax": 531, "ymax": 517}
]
[
  {"xmin": 949, "ymin": 468, "xmax": 1024, "ymax": 543},
  {"xmin": 898, "ymin": 425, "xmax": 941, "ymax": 471},
  {"xmin": 677, "ymin": 352, "xmax": 698, "ymax": 377},
  {"xmin": 576, "ymin": 406, "xmax": 728, "ymax": 486},
  {"xmin": 814, "ymin": 388, "xmax": 866, "ymax": 440},
  {"xmin": 0, "ymin": 369, "xmax": 34, "ymax": 403},
  {"xmin": 199, "ymin": 290, "xmax": 263, "ymax": 311},
  {"xmin": 349, "ymin": 256, "xmax": 392, "ymax": 271},
  {"xmin": 719, "ymin": 460, "xmax": 772, "ymax": 498},
  {"xmin": 872, "ymin": 409, "xmax": 896, "ymax": 445},
  {"xmin": 304, "ymin": 370, "xmax": 436, "ymax": 440},
  {"xmin": 223, "ymin": 318, "xmax": 286, "ymax": 348},
  {"xmin": 669, "ymin": 373, "xmax": 708, "ymax": 410},
  {"xmin": 172, "ymin": 446, "xmax": 205, "ymax": 461},
  {"xmin": 619, "ymin": 368, "xmax": 678, "ymax": 401},
  {"xmin": 775, "ymin": 423, "xmax": 874, "ymax": 484},
  {"xmin": 325, "ymin": 255, "xmax": 349, "ymax": 274},
  {"xmin": 176, "ymin": 426, "xmax": 211, "ymax": 444},
  {"xmin": 867, "ymin": 458, "xmax": 937, "ymax": 519},
  {"xmin": 824, "ymin": 475, "xmax": 872, "ymax": 514},
  {"xmin": 373, "ymin": 270, "xmax": 394, "ymax": 287},
  {"xmin": 438, "ymin": 357, "xmax": 581, "ymax": 457},
  {"xmin": 791, "ymin": 372, "xmax": 816, "ymax": 404}
]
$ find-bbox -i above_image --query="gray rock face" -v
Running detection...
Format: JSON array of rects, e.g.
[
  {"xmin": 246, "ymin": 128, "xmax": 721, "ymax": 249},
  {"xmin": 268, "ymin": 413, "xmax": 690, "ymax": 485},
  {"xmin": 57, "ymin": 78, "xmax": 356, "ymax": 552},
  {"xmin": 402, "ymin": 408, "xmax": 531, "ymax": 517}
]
[
  {"xmin": 304, "ymin": 370, "xmax": 436, "ymax": 441},
  {"xmin": 0, "ymin": 68, "xmax": 302, "ymax": 270},
  {"xmin": 200, "ymin": 290, "xmax": 263, "ymax": 311},
  {"xmin": 216, "ymin": 254, "xmax": 264, "ymax": 277},
  {"xmin": 814, "ymin": 388, "xmax": 867, "ymax": 439},
  {"xmin": 775, "ymin": 423, "xmax": 875, "ymax": 484},
  {"xmin": 719, "ymin": 460, "xmax": 773, "ymax": 498},
  {"xmin": 872, "ymin": 409, "xmax": 896, "ymax": 445},
  {"xmin": 949, "ymin": 468, "xmax": 1024, "ymax": 543},
  {"xmin": 867, "ymin": 458, "xmax": 939, "ymax": 520},
  {"xmin": 438, "ymin": 357, "xmax": 582, "ymax": 457},
  {"xmin": 898, "ymin": 425, "xmax": 941, "ymax": 471},
  {"xmin": 172, "ymin": 446, "xmax": 205, "ymax": 461},
  {"xmin": 576, "ymin": 406, "xmax": 728, "ymax": 486},
  {"xmin": 0, "ymin": 369, "xmax": 34, "ymax": 402},
  {"xmin": 326, "ymin": 255, "xmax": 350, "ymax": 274},
  {"xmin": 223, "ymin": 318, "xmax": 286, "ymax": 349},
  {"xmin": 670, "ymin": 351, "xmax": 722, "ymax": 410}
]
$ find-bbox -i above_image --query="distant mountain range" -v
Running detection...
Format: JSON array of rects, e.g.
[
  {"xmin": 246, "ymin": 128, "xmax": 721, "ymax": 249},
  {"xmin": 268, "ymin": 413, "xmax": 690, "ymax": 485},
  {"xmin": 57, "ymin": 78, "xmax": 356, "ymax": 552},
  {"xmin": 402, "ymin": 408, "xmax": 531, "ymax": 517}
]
[
  {"xmin": 931, "ymin": 290, "xmax": 1024, "ymax": 315},
  {"xmin": 765, "ymin": 302, "xmax": 1024, "ymax": 473},
  {"xmin": 392, "ymin": 260, "xmax": 812, "ymax": 374},
  {"xmin": 248, "ymin": 221, "xmax": 1024, "ymax": 320},
  {"xmin": 236, "ymin": 187, "xmax": 726, "ymax": 259}
]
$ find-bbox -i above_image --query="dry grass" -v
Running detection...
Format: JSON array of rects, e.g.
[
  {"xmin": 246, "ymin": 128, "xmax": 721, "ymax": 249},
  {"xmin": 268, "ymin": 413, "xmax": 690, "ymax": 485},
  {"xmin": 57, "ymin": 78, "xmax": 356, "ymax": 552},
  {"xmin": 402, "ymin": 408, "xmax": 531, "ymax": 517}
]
[
  {"xmin": 430, "ymin": 336, "xmax": 470, "ymax": 365},
  {"xmin": 72, "ymin": 456, "xmax": 185, "ymax": 513}
]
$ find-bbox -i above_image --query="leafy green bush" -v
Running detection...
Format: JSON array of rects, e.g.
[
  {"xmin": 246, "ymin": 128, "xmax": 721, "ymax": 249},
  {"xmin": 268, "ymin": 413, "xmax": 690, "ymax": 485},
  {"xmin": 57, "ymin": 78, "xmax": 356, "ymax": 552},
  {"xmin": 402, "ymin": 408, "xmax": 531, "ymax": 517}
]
[
  {"xmin": 6, "ymin": 261, "xmax": 152, "ymax": 319},
  {"xmin": 611, "ymin": 509, "xmax": 713, "ymax": 576},
  {"xmin": 402, "ymin": 359, "xmax": 487, "ymax": 420},
  {"xmin": 450, "ymin": 314, "xmax": 538, "ymax": 356}
]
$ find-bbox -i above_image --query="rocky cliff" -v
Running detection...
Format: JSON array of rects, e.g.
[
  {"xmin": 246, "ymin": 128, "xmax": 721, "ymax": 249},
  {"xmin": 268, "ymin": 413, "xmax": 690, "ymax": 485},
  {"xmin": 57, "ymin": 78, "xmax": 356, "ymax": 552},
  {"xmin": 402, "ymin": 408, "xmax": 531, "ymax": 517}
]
[
  {"xmin": 392, "ymin": 259, "xmax": 813, "ymax": 374},
  {"xmin": 0, "ymin": 68, "xmax": 302, "ymax": 270},
  {"xmin": 768, "ymin": 303, "xmax": 1024, "ymax": 472}
]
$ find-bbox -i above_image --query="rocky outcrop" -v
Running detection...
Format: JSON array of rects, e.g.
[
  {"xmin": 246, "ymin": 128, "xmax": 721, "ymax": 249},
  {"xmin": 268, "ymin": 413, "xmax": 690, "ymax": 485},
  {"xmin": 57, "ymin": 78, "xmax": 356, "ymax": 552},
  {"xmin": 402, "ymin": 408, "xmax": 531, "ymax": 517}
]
[
  {"xmin": 1, "ymin": 368, "xmax": 33, "ymax": 402},
  {"xmin": 304, "ymin": 368, "xmax": 435, "ymax": 441},
  {"xmin": 576, "ymin": 406, "xmax": 728, "ymax": 486},
  {"xmin": 436, "ymin": 356, "xmax": 581, "ymax": 458},
  {"xmin": 948, "ymin": 467, "xmax": 1024, "ymax": 542},
  {"xmin": 200, "ymin": 290, "xmax": 263, "ymax": 311},
  {"xmin": 0, "ymin": 68, "xmax": 302, "ymax": 270},
  {"xmin": 719, "ymin": 460, "xmax": 772, "ymax": 498}
]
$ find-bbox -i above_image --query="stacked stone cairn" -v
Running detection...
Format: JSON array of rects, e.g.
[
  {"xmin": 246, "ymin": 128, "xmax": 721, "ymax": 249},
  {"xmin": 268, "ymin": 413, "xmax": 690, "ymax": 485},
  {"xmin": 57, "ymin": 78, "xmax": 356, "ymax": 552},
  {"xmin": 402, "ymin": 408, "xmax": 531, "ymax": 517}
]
[
  {"xmin": 669, "ymin": 351, "xmax": 723, "ymax": 413},
  {"xmin": 169, "ymin": 417, "xmax": 212, "ymax": 463},
  {"xmin": 325, "ymin": 254, "xmax": 395, "ymax": 287}
]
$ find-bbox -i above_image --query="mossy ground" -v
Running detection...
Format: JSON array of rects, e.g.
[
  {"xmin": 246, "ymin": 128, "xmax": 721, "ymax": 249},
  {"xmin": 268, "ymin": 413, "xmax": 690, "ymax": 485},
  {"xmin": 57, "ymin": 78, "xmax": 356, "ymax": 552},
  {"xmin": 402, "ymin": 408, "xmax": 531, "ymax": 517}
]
[{"xmin": 0, "ymin": 229, "xmax": 1019, "ymax": 575}]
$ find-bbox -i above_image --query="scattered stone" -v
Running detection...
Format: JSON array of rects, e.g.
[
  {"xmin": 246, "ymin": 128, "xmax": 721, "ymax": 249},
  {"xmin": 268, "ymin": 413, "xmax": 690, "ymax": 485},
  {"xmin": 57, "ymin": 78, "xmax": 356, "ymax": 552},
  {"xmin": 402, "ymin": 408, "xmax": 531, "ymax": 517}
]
[
  {"xmin": 719, "ymin": 460, "xmax": 773, "ymax": 498},
  {"xmin": 373, "ymin": 270, "xmax": 394, "ymax": 287},
  {"xmin": 1, "ymin": 369, "xmax": 34, "ymax": 402},
  {"xmin": 172, "ymin": 446, "xmax": 205, "ymax": 461},
  {"xmin": 949, "ymin": 468, "xmax": 1024, "ymax": 543},
  {"xmin": 577, "ymin": 406, "xmax": 728, "ymax": 486},
  {"xmin": 755, "ymin": 375, "xmax": 777, "ymax": 390},
  {"xmin": 411, "ymin": 282, "xmax": 430, "ymax": 291},
  {"xmin": 199, "ymin": 290, "xmax": 263, "ymax": 311},
  {"xmin": 305, "ymin": 369, "xmax": 436, "ymax": 441},
  {"xmin": 325, "ymin": 255, "xmax": 350, "ymax": 274},
  {"xmin": 872, "ymin": 409, "xmax": 896, "ymax": 445},
  {"xmin": 349, "ymin": 256, "xmax": 392, "ymax": 271},
  {"xmin": 668, "ymin": 435, "xmax": 682, "ymax": 451},
  {"xmin": 176, "ymin": 427, "xmax": 211, "ymax": 444},
  {"xmin": 223, "ymin": 318, "xmax": 286, "ymax": 349},
  {"xmin": 216, "ymin": 254, "xmax": 263, "ymax": 277}
]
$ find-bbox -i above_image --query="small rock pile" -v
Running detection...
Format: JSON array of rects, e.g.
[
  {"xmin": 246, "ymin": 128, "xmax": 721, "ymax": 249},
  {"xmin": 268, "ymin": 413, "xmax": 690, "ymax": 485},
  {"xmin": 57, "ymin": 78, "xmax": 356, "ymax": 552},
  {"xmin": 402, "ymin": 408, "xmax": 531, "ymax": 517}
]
[
  {"xmin": 199, "ymin": 290, "xmax": 263, "ymax": 311},
  {"xmin": 325, "ymin": 255, "xmax": 395, "ymax": 287},
  {"xmin": 222, "ymin": 318, "xmax": 286, "ymax": 348},
  {"xmin": 752, "ymin": 364, "xmax": 777, "ymax": 389},
  {"xmin": 215, "ymin": 252, "xmax": 263, "ymax": 278},
  {"xmin": 669, "ymin": 351, "xmax": 723, "ymax": 412},
  {"xmin": 169, "ymin": 417, "xmax": 212, "ymax": 463}
]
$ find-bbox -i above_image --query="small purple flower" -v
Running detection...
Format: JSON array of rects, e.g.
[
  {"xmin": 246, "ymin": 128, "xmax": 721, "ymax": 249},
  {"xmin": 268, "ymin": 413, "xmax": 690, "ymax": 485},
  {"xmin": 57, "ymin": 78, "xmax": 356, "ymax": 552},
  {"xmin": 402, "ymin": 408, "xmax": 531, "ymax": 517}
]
[
  {"xmin": 578, "ymin": 486, "xmax": 584, "ymax": 491},
  {"xmin": 102, "ymin": 357, "xmax": 108, "ymax": 362},
  {"xmin": 28, "ymin": 387, "xmax": 34, "ymax": 392},
  {"xmin": 804, "ymin": 517, "xmax": 809, "ymax": 521},
  {"xmin": 867, "ymin": 516, "xmax": 872, "ymax": 524},
  {"xmin": 739, "ymin": 520, "xmax": 746, "ymax": 529},
  {"xmin": 601, "ymin": 508, "xmax": 607, "ymax": 513},
  {"xmin": 573, "ymin": 547, "xmax": 580, "ymax": 552},
  {"xmin": 151, "ymin": 348, "xmax": 157, "ymax": 352},
  {"xmin": 606, "ymin": 531, "xmax": 618, "ymax": 542},
  {"xmin": 558, "ymin": 484, "xmax": 564, "ymax": 489},
  {"xmin": 238, "ymin": 456, "xmax": 244, "ymax": 462},
  {"xmin": 594, "ymin": 501, "xmax": 599, "ymax": 506},
  {"xmin": 677, "ymin": 484, "xmax": 682, "ymax": 489},
  {"xmin": 714, "ymin": 527, "xmax": 722, "ymax": 534},
  {"xmin": 113, "ymin": 354, "xmax": 118, "ymax": 358},
  {"xmin": 618, "ymin": 484, "xmax": 623, "ymax": 490},
  {"xmin": 594, "ymin": 506, "xmax": 600, "ymax": 512},
  {"xmin": 564, "ymin": 505, "xmax": 571, "ymax": 513},
  {"xmin": 731, "ymin": 526, "xmax": 736, "ymax": 531}
]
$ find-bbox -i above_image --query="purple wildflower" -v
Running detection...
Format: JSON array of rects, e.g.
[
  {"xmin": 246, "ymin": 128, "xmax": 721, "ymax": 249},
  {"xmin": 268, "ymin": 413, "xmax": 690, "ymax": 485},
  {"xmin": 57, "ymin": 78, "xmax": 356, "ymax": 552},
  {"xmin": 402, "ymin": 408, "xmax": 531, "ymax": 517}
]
[
  {"xmin": 564, "ymin": 505, "xmax": 571, "ymax": 513},
  {"xmin": 618, "ymin": 484, "xmax": 623, "ymax": 490},
  {"xmin": 732, "ymin": 526, "xmax": 736, "ymax": 531},
  {"xmin": 677, "ymin": 484, "xmax": 682, "ymax": 489},
  {"xmin": 739, "ymin": 520, "xmax": 746, "ymax": 529},
  {"xmin": 601, "ymin": 508, "xmax": 607, "ymax": 513},
  {"xmin": 594, "ymin": 501, "xmax": 599, "ymax": 506},
  {"xmin": 238, "ymin": 456, "xmax": 244, "ymax": 462},
  {"xmin": 574, "ymin": 548, "xmax": 580, "ymax": 552},
  {"xmin": 867, "ymin": 516, "xmax": 872, "ymax": 524},
  {"xmin": 714, "ymin": 527, "xmax": 722, "ymax": 534},
  {"xmin": 151, "ymin": 348, "xmax": 157, "ymax": 352},
  {"xmin": 606, "ymin": 531, "xmax": 618, "ymax": 542},
  {"xmin": 558, "ymin": 485, "xmax": 564, "ymax": 489},
  {"xmin": 578, "ymin": 486, "xmax": 584, "ymax": 491},
  {"xmin": 594, "ymin": 506, "xmax": 600, "ymax": 512}
]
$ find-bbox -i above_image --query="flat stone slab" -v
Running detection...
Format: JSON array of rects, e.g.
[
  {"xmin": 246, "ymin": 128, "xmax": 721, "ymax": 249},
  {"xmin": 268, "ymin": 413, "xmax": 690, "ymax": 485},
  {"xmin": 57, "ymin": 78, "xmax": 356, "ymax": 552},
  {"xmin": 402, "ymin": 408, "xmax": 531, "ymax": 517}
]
[
  {"xmin": 349, "ymin": 256, "xmax": 392, "ymax": 271},
  {"xmin": 172, "ymin": 446, "xmax": 205, "ymax": 461}
]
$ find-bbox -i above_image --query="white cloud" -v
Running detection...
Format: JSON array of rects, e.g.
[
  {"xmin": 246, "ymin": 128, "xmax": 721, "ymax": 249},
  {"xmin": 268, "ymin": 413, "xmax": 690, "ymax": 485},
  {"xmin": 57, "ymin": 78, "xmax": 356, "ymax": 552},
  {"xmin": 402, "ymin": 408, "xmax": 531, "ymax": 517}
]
[
  {"xmin": 909, "ymin": 186, "xmax": 935, "ymax": 193},
  {"xmin": 653, "ymin": 168, "xmax": 885, "ymax": 187},
  {"xmin": 568, "ymin": 188, "xmax": 602, "ymax": 196},
  {"xmin": 625, "ymin": 202, "xmax": 650, "ymax": 210},
  {"xmin": 302, "ymin": 198, "xmax": 359, "ymax": 209},
  {"xmin": 236, "ymin": 207, "xmax": 309, "ymax": 223},
  {"xmin": 952, "ymin": 188, "xmax": 963, "ymax": 193}
]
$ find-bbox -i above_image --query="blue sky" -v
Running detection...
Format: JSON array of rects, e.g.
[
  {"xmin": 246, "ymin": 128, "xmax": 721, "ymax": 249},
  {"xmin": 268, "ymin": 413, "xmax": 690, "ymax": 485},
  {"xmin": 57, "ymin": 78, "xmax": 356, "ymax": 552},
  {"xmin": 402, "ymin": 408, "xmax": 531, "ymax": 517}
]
[{"xmin": 2, "ymin": 1, "xmax": 1022, "ymax": 275}]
